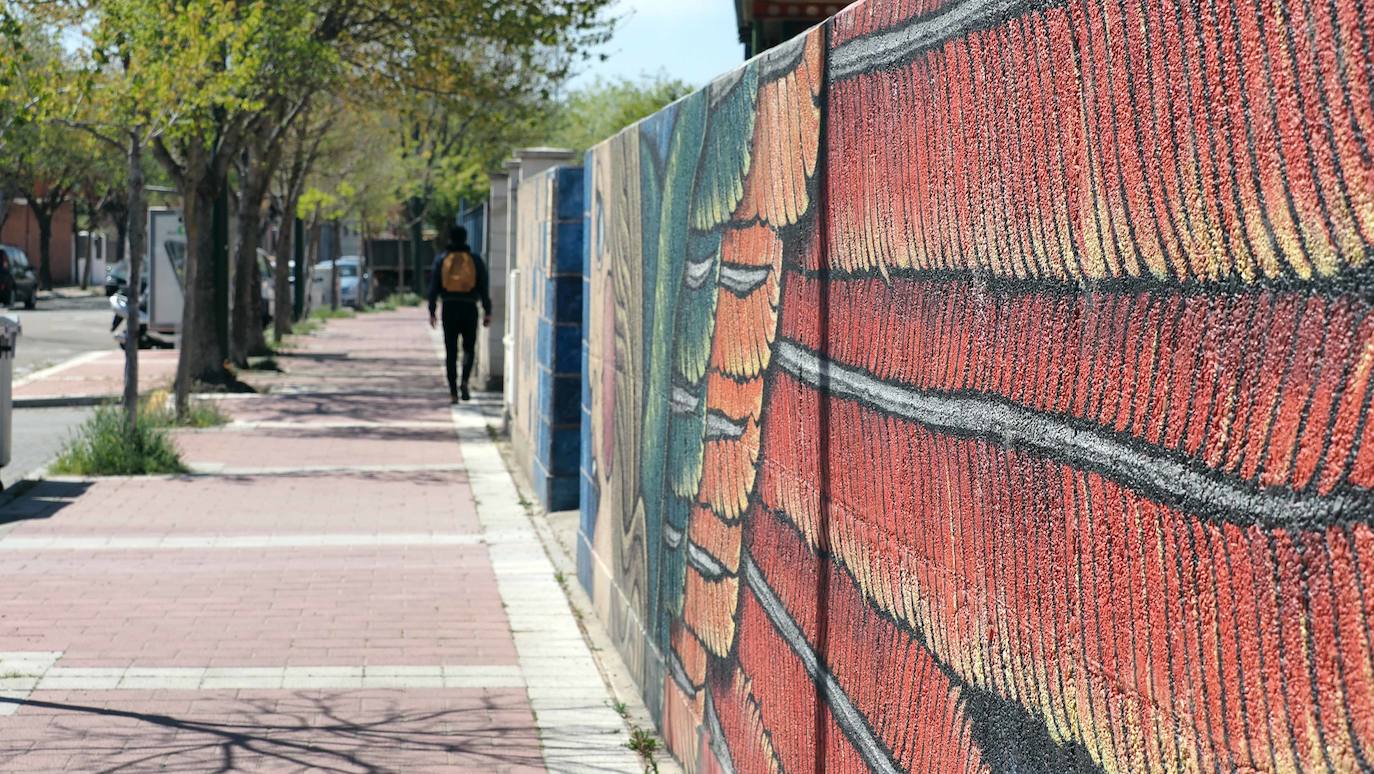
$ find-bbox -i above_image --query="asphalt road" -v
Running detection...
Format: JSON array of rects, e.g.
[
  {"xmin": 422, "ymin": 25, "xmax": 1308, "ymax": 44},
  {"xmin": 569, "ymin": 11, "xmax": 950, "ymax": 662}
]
[
  {"xmin": 5, "ymin": 406, "xmax": 93, "ymax": 486},
  {"xmin": 1, "ymin": 294, "xmax": 111, "ymax": 488},
  {"xmin": 6, "ymin": 294, "xmax": 116, "ymax": 380}
]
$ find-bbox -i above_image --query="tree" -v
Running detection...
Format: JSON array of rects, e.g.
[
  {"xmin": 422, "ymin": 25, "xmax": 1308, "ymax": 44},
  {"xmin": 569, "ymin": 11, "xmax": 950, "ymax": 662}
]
[
  {"xmin": 541, "ymin": 73, "xmax": 693, "ymax": 154},
  {"xmin": 3, "ymin": 120, "xmax": 88, "ymax": 289},
  {"xmin": 70, "ymin": 128, "xmax": 126, "ymax": 288},
  {"xmin": 270, "ymin": 99, "xmax": 334, "ymax": 340},
  {"xmin": 0, "ymin": 21, "xmax": 70, "ymax": 282},
  {"xmin": 0, "ymin": 7, "xmax": 40, "ymax": 229},
  {"xmin": 57, "ymin": 0, "xmax": 613, "ymax": 416}
]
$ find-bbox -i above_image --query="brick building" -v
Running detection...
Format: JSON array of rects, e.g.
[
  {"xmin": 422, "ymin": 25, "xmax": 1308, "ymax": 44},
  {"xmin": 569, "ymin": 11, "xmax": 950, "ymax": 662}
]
[{"xmin": 1, "ymin": 198, "xmax": 77, "ymax": 286}]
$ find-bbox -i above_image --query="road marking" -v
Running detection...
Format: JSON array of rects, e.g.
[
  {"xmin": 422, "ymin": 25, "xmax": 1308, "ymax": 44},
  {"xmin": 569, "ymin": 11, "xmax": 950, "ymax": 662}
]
[
  {"xmin": 12, "ymin": 351, "xmax": 109, "ymax": 388},
  {"xmin": 0, "ymin": 657, "xmax": 526, "ymax": 699},
  {"xmin": 0, "ymin": 652, "xmax": 62, "ymax": 715},
  {"xmin": 186, "ymin": 462, "xmax": 467, "ymax": 476},
  {"xmin": 0, "ymin": 533, "xmax": 488, "ymax": 551}
]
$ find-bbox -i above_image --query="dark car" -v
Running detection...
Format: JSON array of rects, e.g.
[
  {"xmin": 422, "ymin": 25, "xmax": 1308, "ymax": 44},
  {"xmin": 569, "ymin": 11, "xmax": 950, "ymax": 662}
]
[{"xmin": 0, "ymin": 245, "xmax": 37, "ymax": 309}]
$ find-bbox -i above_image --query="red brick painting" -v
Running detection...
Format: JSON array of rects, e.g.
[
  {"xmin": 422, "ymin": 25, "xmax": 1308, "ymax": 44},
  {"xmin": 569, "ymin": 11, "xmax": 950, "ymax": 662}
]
[{"xmin": 580, "ymin": 0, "xmax": 1374, "ymax": 771}]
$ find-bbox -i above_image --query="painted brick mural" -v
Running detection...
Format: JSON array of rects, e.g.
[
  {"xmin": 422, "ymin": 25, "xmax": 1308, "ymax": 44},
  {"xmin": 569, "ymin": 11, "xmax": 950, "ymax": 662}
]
[
  {"xmin": 511, "ymin": 165, "xmax": 585, "ymax": 511},
  {"xmin": 578, "ymin": 1, "xmax": 1374, "ymax": 772}
]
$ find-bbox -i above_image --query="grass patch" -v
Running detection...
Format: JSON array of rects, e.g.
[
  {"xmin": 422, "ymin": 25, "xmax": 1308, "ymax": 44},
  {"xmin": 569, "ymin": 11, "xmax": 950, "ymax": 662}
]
[
  {"xmin": 310, "ymin": 306, "xmax": 356, "ymax": 321},
  {"xmin": 140, "ymin": 390, "xmax": 230, "ymax": 428},
  {"xmin": 368, "ymin": 291, "xmax": 423, "ymax": 312},
  {"xmin": 49, "ymin": 405, "xmax": 187, "ymax": 476},
  {"xmin": 48, "ymin": 393, "xmax": 229, "ymax": 476},
  {"xmin": 292, "ymin": 318, "xmax": 323, "ymax": 336}
]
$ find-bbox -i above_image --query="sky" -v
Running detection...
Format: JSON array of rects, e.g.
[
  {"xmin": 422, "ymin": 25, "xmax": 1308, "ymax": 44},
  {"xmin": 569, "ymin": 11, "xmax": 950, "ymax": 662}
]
[{"xmin": 568, "ymin": 0, "xmax": 746, "ymax": 90}]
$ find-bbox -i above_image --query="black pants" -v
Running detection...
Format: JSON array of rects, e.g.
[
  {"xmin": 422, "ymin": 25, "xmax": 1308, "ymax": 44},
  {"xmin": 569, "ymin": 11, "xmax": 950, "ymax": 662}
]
[{"xmin": 442, "ymin": 301, "xmax": 479, "ymax": 396}]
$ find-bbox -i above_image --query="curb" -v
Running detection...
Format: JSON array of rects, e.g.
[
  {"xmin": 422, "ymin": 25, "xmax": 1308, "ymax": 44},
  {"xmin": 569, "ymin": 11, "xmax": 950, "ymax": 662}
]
[
  {"xmin": 489, "ymin": 421, "xmax": 683, "ymax": 774},
  {"xmin": 14, "ymin": 396, "xmax": 109, "ymax": 409}
]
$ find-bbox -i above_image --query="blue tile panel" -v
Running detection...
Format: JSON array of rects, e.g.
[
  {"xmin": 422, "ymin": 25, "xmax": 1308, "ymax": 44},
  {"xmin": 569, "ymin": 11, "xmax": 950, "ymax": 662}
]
[{"xmin": 520, "ymin": 165, "xmax": 585, "ymax": 512}]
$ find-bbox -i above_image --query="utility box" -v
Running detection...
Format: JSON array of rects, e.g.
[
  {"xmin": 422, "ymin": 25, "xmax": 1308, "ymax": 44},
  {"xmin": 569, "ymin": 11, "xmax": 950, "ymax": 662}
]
[{"xmin": 0, "ymin": 315, "xmax": 20, "ymax": 469}]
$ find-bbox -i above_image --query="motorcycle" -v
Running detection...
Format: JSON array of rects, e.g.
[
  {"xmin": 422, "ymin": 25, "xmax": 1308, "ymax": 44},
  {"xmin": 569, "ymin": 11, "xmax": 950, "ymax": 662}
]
[{"xmin": 109, "ymin": 280, "xmax": 172, "ymax": 350}]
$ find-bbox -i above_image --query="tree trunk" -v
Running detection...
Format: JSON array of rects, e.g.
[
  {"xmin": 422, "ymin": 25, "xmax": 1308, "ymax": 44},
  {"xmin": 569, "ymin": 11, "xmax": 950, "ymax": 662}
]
[
  {"xmin": 124, "ymin": 134, "xmax": 146, "ymax": 432},
  {"xmin": 272, "ymin": 205, "xmax": 296, "ymax": 341},
  {"xmin": 174, "ymin": 179, "xmax": 223, "ymax": 417},
  {"xmin": 361, "ymin": 224, "xmax": 373, "ymax": 306},
  {"xmin": 35, "ymin": 208, "xmax": 54, "ymax": 290},
  {"xmin": 329, "ymin": 222, "xmax": 339, "ymax": 312},
  {"xmin": 304, "ymin": 208, "xmax": 321, "ymax": 317},
  {"xmin": 231, "ymin": 170, "xmax": 271, "ymax": 364}
]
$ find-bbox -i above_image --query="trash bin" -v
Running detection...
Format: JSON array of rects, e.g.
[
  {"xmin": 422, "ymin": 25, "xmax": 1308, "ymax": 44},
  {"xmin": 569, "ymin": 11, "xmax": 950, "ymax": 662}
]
[{"xmin": 0, "ymin": 315, "xmax": 20, "ymax": 469}]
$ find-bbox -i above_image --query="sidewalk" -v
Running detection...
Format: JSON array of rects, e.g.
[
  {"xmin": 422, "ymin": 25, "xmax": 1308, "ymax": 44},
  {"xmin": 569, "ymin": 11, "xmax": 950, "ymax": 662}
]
[
  {"xmin": 0, "ymin": 309, "xmax": 642, "ymax": 772},
  {"xmin": 13, "ymin": 350, "xmax": 179, "ymax": 407}
]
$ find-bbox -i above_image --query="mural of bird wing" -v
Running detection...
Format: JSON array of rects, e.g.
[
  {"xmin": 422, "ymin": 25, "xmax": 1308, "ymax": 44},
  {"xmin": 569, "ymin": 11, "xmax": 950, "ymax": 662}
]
[
  {"xmin": 642, "ymin": 59, "xmax": 768, "ymax": 653},
  {"xmin": 691, "ymin": 65, "xmax": 761, "ymax": 232},
  {"xmin": 661, "ymin": 33, "xmax": 824, "ymax": 771},
  {"xmin": 636, "ymin": 93, "xmax": 704, "ymax": 646}
]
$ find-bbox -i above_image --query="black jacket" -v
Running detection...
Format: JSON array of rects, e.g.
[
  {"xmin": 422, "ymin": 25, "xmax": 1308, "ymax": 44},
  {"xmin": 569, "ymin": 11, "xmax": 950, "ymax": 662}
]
[{"xmin": 428, "ymin": 247, "xmax": 492, "ymax": 316}]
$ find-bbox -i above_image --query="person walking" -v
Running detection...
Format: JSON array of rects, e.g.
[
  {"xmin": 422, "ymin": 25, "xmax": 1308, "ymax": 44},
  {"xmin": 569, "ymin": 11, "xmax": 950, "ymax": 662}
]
[{"xmin": 428, "ymin": 225, "xmax": 492, "ymax": 402}]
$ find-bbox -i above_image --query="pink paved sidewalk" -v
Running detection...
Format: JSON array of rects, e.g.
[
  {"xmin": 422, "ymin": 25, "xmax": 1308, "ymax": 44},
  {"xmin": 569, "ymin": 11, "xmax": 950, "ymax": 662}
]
[
  {"xmin": 0, "ymin": 310, "xmax": 553, "ymax": 773},
  {"xmin": 13, "ymin": 350, "xmax": 178, "ymax": 403}
]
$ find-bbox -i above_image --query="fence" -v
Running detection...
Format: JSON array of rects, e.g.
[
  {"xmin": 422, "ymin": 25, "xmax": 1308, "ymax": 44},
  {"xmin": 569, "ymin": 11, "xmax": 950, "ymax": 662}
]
[{"xmin": 570, "ymin": 1, "xmax": 1374, "ymax": 772}]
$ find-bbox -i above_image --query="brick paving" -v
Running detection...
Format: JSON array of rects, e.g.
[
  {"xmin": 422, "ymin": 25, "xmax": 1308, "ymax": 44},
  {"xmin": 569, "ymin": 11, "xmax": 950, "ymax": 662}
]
[
  {"xmin": 0, "ymin": 309, "xmax": 639, "ymax": 773},
  {"xmin": 13, "ymin": 350, "xmax": 179, "ymax": 402}
]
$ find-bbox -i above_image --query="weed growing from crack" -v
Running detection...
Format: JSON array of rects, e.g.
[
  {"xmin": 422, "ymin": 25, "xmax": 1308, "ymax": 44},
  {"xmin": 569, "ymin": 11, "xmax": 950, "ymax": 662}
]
[{"xmin": 626, "ymin": 727, "xmax": 661, "ymax": 773}]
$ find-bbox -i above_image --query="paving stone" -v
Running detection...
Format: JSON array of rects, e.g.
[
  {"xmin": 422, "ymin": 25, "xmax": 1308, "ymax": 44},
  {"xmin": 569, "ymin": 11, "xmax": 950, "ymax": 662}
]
[{"xmin": 0, "ymin": 310, "xmax": 636, "ymax": 773}]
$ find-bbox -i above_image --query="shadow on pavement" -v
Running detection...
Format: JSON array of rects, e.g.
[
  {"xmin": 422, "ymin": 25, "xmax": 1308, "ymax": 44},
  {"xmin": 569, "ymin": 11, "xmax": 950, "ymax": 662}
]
[
  {"xmin": 0, "ymin": 693, "xmax": 549, "ymax": 773},
  {"xmin": 0, "ymin": 481, "xmax": 93, "ymax": 526}
]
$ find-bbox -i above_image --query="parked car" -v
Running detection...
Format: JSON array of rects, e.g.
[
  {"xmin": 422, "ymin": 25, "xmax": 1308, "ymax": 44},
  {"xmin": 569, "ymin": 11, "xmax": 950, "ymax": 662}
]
[
  {"xmin": 311, "ymin": 257, "xmax": 371, "ymax": 310},
  {"xmin": 0, "ymin": 245, "xmax": 38, "ymax": 309}
]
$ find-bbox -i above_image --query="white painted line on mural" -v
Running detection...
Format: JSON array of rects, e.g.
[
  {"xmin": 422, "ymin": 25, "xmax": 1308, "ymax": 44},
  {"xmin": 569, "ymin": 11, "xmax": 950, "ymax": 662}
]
[
  {"xmin": 449, "ymin": 404, "xmax": 642, "ymax": 774},
  {"xmin": 0, "ymin": 533, "xmax": 487, "ymax": 551}
]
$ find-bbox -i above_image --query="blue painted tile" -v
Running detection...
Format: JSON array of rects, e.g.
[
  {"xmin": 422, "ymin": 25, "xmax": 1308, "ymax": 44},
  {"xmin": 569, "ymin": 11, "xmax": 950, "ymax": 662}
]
[
  {"xmin": 554, "ymin": 325, "xmax": 581, "ymax": 374},
  {"xmin": 552, "ymin": 374, "xmax": 581, "ymax": 425},
  {"xmin": 555, "ymin": 222, "xmax": 584, "ymax": 274},
  {"xmin": 550, "ymin": 428, "xmax": 580, "ymax": 476},
  {"xmin": 547, "ymin": 474, "xmax": 579, "ymax": 511},
  {"xmin": 556, "ymin": 168, "xmax": 585, "ymax": 222},
  {"xmin": 555, "ymin": 277, "xmax": 582, "ymax": 324}
]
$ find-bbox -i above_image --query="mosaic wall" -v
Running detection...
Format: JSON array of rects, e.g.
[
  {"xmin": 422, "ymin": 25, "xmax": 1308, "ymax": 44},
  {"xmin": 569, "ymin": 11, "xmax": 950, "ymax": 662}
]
[
  {"xmin": 511, "ymin": 165, "xmax": 584, "ymax": 511},
  {"xmin": 579, "ymin": 1, "xmax": 1374, "ymax": 771}
]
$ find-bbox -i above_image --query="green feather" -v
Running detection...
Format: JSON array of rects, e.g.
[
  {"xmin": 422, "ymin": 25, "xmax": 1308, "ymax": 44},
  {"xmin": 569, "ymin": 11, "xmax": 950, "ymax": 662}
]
[{"xmin": 689, "ymin": 64, "xmax": 759, "ymax": 231}]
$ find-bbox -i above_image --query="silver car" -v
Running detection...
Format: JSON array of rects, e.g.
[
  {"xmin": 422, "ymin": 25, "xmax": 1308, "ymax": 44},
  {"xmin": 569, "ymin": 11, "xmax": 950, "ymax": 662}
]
[{"xmin": 312, "ymin": 256, "xmax": 371, "ymax": 310}]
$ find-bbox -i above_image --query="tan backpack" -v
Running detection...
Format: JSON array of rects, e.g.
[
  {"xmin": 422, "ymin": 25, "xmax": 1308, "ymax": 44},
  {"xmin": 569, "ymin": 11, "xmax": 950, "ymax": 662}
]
[{"xmin": 441, "ymin": 250, "xmax": 477, "ymax": 293}]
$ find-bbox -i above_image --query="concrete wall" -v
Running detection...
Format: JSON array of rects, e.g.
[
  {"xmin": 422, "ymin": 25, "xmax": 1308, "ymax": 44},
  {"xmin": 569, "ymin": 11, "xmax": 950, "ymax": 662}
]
[
  {"xmin": 475, "ymin": 173, "xmax": 509, "ymax": 392},
  {"xmin": 501, "ymin": 149, "xmax": 578, "ymax": 426},
  {"xmin": 510, "ymin": 165, "xmax": 585, "ymax": 511},
  {"xmin": 577, "ymin": 2, "xmax": 1374, "ymax": 773}
]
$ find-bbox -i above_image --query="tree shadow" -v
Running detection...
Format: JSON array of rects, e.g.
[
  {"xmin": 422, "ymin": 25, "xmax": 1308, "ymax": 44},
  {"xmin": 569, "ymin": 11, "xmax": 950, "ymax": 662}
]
[
  {"xmin": 0, "ymin": 692, "xmax": 555, "ymax": 774},
  {"xmin": 0, "ymin": 481, "xmax": 93, "ymax": 526}
]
